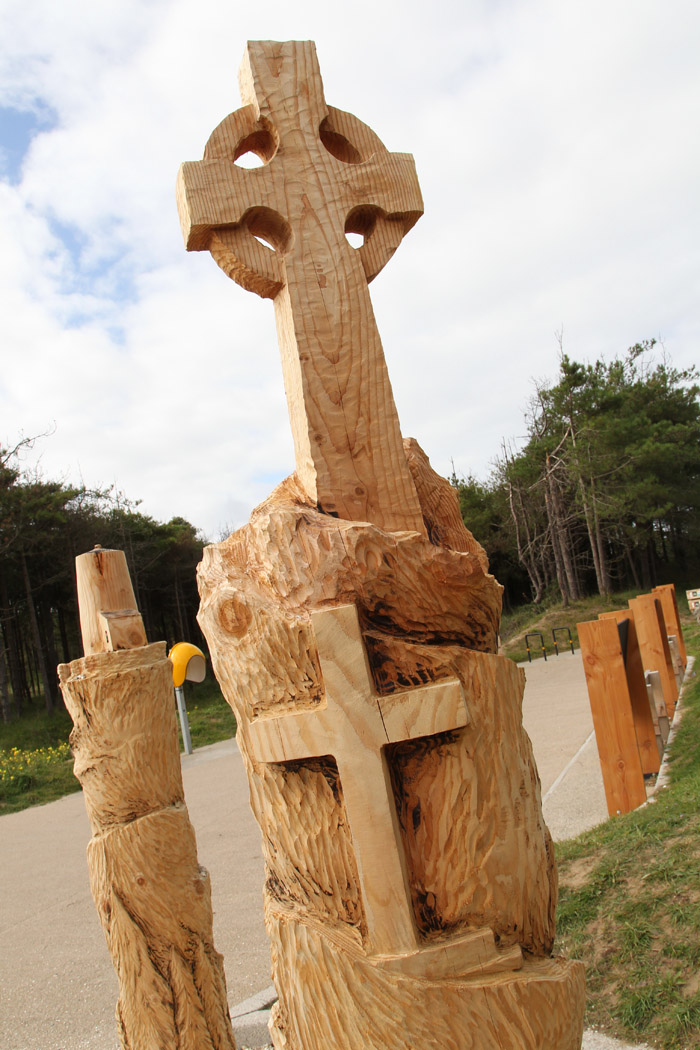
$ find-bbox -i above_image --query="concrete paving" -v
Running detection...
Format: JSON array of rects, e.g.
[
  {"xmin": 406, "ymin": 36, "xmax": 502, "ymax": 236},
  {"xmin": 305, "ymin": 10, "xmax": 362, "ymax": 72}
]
[
  {"xmin": 520, "ymin": 650, "xmax": 610, "ymax": 841},
  {"xmin": 1, "ymin": 650, "xmax": 645, "ymax": 1050}
]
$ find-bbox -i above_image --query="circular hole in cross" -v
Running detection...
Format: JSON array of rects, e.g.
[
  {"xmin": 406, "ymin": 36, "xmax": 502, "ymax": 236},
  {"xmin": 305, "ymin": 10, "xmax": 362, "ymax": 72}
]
[
  {"xmin": 235, "ymin": 152, "xmax": 265, "ymax": 169},
  {"xmin": 319, "ymin": 119, "xmax": 362, "ymax": 164},
  {"xmin": 245, "ymin": 207, "xmax": 292, "ymax": 254},
  {"xmin": 345, "ymin": 206, "xmax": 378, "ymax": 250},
  {"xmin": 233, "ymin": 127, "xmax": 277, "ymax": 168}
]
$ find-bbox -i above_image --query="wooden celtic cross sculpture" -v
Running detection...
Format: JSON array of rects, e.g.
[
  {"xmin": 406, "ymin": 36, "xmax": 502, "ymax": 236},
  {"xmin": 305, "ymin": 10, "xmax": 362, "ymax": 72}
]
[
  {"xmin": 179, "ymin": 40, "xmax": 585, "ymax": 1050},
  {"xmin": 177, "ymin": 38, "xmax": 424, "ymax": 533}
]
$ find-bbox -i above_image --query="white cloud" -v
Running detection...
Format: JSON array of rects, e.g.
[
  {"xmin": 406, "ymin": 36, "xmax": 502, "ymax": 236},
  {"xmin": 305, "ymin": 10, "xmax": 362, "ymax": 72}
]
[{"xmin": 1, "ymin": 0, "xmax": 698, "ymax": 537}]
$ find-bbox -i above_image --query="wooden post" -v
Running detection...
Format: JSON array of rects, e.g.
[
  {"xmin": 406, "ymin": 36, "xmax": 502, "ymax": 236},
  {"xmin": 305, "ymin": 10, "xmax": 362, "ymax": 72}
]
[
  {"xmin": 653, "ymin": 583, "xmax": 687, "ymax": 667},
  {"xmin": 598, "ymin": 610, "xmax": 661, "ymax": 772},
  {"xmin": 179, "ymin": 40, "xmax": 585, "ymax": 1050},
  {"xmin": 628, "ymin": 594, "xmax": 678, "ymax": 718},
  {"xmin": 578, "ymin": 618, "xmax": 648, "ymax": 816},
  {"xmin": 58, "ymin": 547, "xmax": 237, "ymax": 1050}
]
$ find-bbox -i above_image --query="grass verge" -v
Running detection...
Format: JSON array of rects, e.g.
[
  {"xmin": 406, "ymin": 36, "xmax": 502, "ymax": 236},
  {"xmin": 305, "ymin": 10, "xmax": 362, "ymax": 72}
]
[
  {"xmin": 501, "ymin": 590, "xmax": 642, "ymax": 663},
  {"xmin": 0, "ymin": 678, "xmax": 236, "ymax": 815},
  {"xmin": 555, "ymin": 617, "xmax": 700, "ymax": 1049}
]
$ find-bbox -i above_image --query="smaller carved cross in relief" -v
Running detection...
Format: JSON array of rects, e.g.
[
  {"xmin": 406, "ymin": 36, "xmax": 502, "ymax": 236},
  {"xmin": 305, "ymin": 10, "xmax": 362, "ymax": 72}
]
[
  {"xmin": 249, "ymin": 604, "xmax": 466, "ymax": 958},
  {"xmin": 248, "ymin": 605, "xmax": 523, "ymax": 978}
]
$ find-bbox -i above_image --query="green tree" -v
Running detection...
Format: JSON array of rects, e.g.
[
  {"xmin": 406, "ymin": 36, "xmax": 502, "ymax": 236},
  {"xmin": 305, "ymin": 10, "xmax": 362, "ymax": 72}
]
[{"xmin": 0, "ymin": 440, "xmax": 208, "ymax": 722}]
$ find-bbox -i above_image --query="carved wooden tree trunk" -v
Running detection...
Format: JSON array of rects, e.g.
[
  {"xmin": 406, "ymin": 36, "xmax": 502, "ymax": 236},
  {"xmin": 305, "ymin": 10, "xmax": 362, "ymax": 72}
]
[
  {"xmin": 58, "ymin": 548, "xmax": 237, "ymax": 1050},
  {"xmin": 179, "ymin": 39, "xmax": 585, "ymax": 1050},
  {"xmin": 197, "ymin": 463, "xmax": 585, "ymax": 1050}
]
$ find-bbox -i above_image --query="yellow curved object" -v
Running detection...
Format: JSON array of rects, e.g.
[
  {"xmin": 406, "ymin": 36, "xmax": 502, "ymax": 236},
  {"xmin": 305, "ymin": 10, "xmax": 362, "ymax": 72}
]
[{"xmin": 169, "ymin": 641, "xmax": 206, "ymax": 687}]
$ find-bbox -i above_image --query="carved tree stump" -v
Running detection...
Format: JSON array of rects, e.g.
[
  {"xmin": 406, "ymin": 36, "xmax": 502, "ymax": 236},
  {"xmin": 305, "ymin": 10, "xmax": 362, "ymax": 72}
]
[
  {"xmin": 179, "ymin": 40, "xmax": 585, "ymax": 1050},
  {"xmin": 195, "ymin": 473, "xmax": 585, "ymax": 1050},
  {"xmin": 59, "ymin": 548, "xmax": 237, "ymax": 1050}
]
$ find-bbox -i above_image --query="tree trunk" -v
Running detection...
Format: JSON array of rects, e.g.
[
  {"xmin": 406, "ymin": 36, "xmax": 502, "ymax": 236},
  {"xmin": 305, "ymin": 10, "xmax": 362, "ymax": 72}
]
[
  {"xmin": 507, "ymin": 482, "xmax": 544, "ymax": 603},
  {"xmin": 545, "ymin": 494, "xmax": 569, "ymax": 606},
  {"xmin": 19, "ymin": 636, "xmax": 36, "ymax": 702},
  {"xmin": 589, "ymin": 477, "xmax": 611, "ymax": 594},
  {"xmin": 0, "ymin": 638, "xmax": 11, "ymax": 723},
  {"xmin": 174, "ymin": 569, "xmax": 186, "ymax": 641},
  {"xmin": 625, "ymin": 542, "xmax": 641, "ymax": 590},
  {"xmin": 0, "ymin": 578, "xmax": 28, "ymax": 714},
  {"xmin": 39, "ymin": 601, "xmax": 60, "ymax": 709},
  {"xmin": 57, "ymin": 604, "xmax": 72, "ymax": 664},
  {"xmin": 195, "ymin": 460, "xmax": 585, "ymax": 1049},
  {"xmin": 545, "ymin": 455, "xmax": 579, "ymax": 601},
  {"xmin": 21, "ymin": 551, "xmax": 55, "ymax": 714}
]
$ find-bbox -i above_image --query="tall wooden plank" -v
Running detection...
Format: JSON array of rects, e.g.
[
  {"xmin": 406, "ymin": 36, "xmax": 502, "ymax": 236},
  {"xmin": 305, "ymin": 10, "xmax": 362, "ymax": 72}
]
[
  {"xmin": 629, "ymin": 595, "xmax": 678, "ymax": 718},
  {"xmin": 653, "ymin": 583, "xmax": 687, "ymax": 666},
  {"xmin": 577, "ymin": 618, "xmax": 647, "ymax": 816},
  {"xmin": 597, "ymin": 611, "xmax": 661, "ymax": 772}
]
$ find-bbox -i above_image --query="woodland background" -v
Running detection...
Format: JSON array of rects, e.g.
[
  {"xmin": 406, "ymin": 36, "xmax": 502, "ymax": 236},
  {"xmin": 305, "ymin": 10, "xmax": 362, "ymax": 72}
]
[{"xmin": 2, "ymin": 341, "xmax": 699, "ymax": 723}]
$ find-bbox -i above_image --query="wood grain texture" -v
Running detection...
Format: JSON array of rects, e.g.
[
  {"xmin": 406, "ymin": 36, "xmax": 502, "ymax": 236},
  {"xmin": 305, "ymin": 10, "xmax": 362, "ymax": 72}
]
[
  {"xmin": 402, "ymin": 437, "xmax": 489, "ymax": 570},
  {"xmin": 250, "ymin": 603, "xmax": 468, "ymax": 960},
  {"xmin": 179, "ymin": 37, "xmax": 582, "ymax": 1047},
  {"xmin": 653, "ymin": 582, "xmax": 687, "ymax": 668},
  {"xmin": 59, "ymin": 560, "xmax": 237, "ymax": 1050},
  {"xmin": 177, "ymin": 40, "xmax": 425, "ymax": 534},
  {"xmin": 197, "ymin": 460, "xmax": 584, "ymax": 1048},
  {"xmin": 577, "ymin": 618, "xmax": 647, "ymax": 816},
  {"xmin": 76, "ymin": 547, "xmax": 146, "ymax": 655},
  {"xmin": 628, "ymin": 595, "xmax": 678, "ymax": 718},
  {"xmin": 267, "ymin": 914, "xmax": 584, "ymax": 1050}
]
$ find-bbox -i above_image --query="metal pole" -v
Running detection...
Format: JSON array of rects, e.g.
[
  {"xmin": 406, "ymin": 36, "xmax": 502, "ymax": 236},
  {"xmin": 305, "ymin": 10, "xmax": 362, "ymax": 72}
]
[{"xmin": 175, "ymin": 684, "xmax": 193, "ymax": 755}]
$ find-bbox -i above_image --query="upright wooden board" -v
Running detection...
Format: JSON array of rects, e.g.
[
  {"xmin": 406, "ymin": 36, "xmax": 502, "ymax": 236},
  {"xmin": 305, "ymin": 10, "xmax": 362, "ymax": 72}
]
[
  {"xmin": 653, "ymin": 584, "xmax": 686, "ymax": 661},
  {"xmin": 653, "ymin": 583, "xmax": 687, "ymax": 666},
  {"xmin": 628, "ymin": 595, "xmax": 678, "ymax": 718},
  {"xmin": 597, "ymin": 610, "xmax": 661, "ymax": 772},
  {"xmin": 578, "ymin": 618, "xmax": 648, "ymax": 816}
]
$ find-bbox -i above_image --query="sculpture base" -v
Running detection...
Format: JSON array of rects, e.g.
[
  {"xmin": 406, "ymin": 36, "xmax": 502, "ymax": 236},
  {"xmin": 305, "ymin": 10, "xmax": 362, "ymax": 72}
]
[{"xmin": 268, "ymin": 910, "xmax": 584, "ymax": 1050}]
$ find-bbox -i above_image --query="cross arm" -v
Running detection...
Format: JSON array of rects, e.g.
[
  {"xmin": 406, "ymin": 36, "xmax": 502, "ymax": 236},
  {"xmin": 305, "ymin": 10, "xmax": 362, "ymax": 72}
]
[
  {"xmin": 342, "ymin": 153, "xmax": 423, "ymax": 228},
  {"xmin": 378, "ymin": 678, "xmax": 468, "ymax": 743},
  {"xmin": 248, "ymin": 704, "xmax": 334, "ymax": 765},
  {"xmin": 176, "ymin": 160, "xmax": 283, "ymax": 251},
  {"xmin": 340, "ymin": 151, "xmax": 423, "ymax": 283}
]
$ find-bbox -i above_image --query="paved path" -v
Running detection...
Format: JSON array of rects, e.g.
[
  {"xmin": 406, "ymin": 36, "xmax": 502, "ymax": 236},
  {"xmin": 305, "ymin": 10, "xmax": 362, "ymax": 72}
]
[
  {"xmin": 521, "ymin": 650, "xmax": 609, "ymax": 841},
  {"xmin": 1, "ymin": 651, "xmax": 630, "ymax": 1050}
]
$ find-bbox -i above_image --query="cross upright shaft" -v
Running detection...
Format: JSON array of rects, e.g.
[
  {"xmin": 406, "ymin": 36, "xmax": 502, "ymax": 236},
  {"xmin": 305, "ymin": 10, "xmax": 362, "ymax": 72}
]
[{"xmin": 177, "ymin": 41, "xmax": 426, "ymax": 534}]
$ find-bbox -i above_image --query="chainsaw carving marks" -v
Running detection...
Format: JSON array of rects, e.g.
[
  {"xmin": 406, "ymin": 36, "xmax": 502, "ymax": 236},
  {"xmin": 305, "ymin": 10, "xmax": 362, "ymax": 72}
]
[
  {"xmin": 177, "ymin": 41, "xmax": 425, "ymax": 534},
  {"xmin": 183, "ymin": 38, "xmax": 584, "ymax": 1050},
  {"xmin": 197, "ymin": 460, "xmax": 585, "ymax": 1050},
  {"xmin": 59, "ymin": 644, "xmax": 236, "ymax": 1050}
]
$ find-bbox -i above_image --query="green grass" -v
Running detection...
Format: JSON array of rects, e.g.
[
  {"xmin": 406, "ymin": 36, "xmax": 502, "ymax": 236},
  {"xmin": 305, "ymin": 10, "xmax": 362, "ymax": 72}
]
[
  {"xmin": 500, "ymin": 589, "xmax": 641, "ymax": 663},
  {"xmin": 0, "ymin": 677, "xmax": 236, "ymax": 815},
  {"xmin": 0, "ymin": 707, "xmax": 78, "ymax": 814},
  {"xmin": 555, "ymin": 617, "xmax": 700, "ymax": 1049}
]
